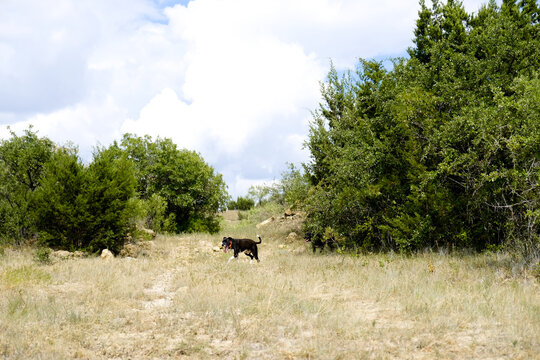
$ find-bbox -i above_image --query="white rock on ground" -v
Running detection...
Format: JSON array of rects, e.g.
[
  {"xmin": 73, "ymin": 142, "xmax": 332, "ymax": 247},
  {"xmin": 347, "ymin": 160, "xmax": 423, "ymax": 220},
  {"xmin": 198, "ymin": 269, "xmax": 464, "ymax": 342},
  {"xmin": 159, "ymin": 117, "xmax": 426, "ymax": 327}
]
[
  {"xmin": 101, "ymin": 249, "xmax": 114, "ymax": 260},
  {"xmin": 256, "ymin": 217, "xmax": 275, "ymax": 229}
]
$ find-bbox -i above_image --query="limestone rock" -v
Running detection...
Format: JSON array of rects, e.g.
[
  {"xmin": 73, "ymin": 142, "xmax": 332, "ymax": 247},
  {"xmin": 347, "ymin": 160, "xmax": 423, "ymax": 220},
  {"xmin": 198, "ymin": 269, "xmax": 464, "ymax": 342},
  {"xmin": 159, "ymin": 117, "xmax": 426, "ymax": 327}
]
[
  {"xmin": 51, "ymin": 250, "xmax": 88, "ymax": 260},
  {"xmin": 138, "ymin": 240, "xmax": 154, "ymax": 250},
  {"xmin": 119, "ymin": 243, "xmax": 140, "ymax": 258},
  {"xmin": 101, "ymin": 249, "xmax": 114, "ymax": 260},
  {"xmin": 53, "ymin": 250, "xmax": 72, "ymax": 259},
  {"xmin": 256, "ymin": 216, "xmax": 274, "ymax": 229},
  {"xmin": 119, "ymin": 241, "xmax": 154, "ymax": 258},
  {"xmin": 142, "ymin": 228, "xmax": 156, "ymax": 238},
  {"xmin": 284, "ymin": 208, "xmax": 295, "ymax": 217},
  {"xmin": 286, "ymin": 232, "xmax": 299, "ymax": 242}
]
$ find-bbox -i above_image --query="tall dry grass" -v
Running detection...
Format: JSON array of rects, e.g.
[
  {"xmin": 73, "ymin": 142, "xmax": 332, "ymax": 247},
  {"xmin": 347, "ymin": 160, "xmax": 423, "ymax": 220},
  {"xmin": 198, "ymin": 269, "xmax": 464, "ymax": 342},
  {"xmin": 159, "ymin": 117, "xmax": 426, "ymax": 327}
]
[{"xmin": 0, "ymin": 211, "xmax": 538, "ymax": 359}]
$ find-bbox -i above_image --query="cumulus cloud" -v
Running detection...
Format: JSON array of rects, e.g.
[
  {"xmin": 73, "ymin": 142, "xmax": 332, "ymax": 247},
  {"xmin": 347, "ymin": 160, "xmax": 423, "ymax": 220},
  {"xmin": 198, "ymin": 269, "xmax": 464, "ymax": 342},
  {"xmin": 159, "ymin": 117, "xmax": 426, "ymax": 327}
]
[
  {"xmin": 0, "ymin": 0, "xmax": 496, "ymax": 197},
  {"xmin": 1, "ymin": 97, "xmax": 128, "ymax": 160},
  {"xmin": 0, "ymin": 0, "xmax": 162, "ymax": 115}
]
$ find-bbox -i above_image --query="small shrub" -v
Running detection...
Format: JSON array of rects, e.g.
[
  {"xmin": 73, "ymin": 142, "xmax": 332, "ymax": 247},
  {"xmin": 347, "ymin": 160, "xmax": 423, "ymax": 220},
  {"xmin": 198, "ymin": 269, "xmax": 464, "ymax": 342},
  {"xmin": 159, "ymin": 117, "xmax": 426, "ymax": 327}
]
[
  {"xmin": 238, "ymin": 211, "xmax": 249, "ymax": 221},
  {"xmin": 132, "ymin": 227, "xmax": 155, "ymax": 241},
  {"xmin": 34, "ymin": 247, "xmax": 51, "ymax": 264}
]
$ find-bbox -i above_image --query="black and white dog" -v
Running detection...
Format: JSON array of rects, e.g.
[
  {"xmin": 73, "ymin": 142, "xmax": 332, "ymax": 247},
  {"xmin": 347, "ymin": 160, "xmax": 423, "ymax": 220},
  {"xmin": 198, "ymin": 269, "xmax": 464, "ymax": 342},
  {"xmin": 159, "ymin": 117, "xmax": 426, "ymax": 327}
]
[{"xmin": 222, "ymin": 235, "xmax": 262, "ymax": 263}]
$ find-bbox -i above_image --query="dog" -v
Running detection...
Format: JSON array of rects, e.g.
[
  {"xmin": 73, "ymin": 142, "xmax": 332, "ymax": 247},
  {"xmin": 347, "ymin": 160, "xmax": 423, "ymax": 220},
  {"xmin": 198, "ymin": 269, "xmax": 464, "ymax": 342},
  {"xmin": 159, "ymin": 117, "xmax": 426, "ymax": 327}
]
[
  {"xmin": 304, "ymin": 232, "xmax": 337, "ymax": 253},
  {"xmin": 222, "ymin": 235, "xmax": 262, "ymax": 263}
]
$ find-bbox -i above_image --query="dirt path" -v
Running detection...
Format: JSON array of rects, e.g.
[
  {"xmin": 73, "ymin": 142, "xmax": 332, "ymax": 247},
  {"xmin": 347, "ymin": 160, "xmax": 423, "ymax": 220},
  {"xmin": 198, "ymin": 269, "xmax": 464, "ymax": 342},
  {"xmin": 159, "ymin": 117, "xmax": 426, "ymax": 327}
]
[
  {"xmin": 2, "ymin": 231, "xmax": 536, "ymax": 359},
  {"xmin": 141, "ymin": 269, "xmax": 177, "ymax": 309}
]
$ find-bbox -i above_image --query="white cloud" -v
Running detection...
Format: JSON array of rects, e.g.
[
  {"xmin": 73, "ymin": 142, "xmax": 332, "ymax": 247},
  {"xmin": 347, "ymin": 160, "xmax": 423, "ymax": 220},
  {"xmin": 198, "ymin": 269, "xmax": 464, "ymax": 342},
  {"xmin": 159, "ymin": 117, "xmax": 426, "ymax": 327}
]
[
  {"xmin": 227, "ymin": 176, "xmax": 274, "ymax": 202},
  {"xmin": 3, "ymin": 97, "xmax": 127, "ymax": 160},
  {"xmin": 0, "ymin": 0, "xmax": 496, "ymax": 197},
  {"xmin": 121, "ymin": 88, "xmax": 197, "ymax": 149}
]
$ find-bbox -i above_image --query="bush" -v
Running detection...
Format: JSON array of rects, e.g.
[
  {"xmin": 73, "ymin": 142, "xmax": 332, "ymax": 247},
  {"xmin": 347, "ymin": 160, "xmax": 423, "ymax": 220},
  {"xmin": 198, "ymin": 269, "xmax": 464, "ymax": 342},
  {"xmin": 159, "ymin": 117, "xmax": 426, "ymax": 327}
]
[
  {"xmin": 241, "ymin": 201, "xmax": 285, "ymax": 224},
  {"xmin": 33, "ymin": 146, "xmax": 88, "ymax": 250},
  {"xmin": 34, "ymin": 145, "xmax": 136, "ymax": 253},
  {"xmin": 0, "ymin": 130, "xmax": 229, "ymax": 250},
  {"xmin": 0, "ymin": 127, "xmax": 54, "ymax": 244},
  {"xmin": 34, "ymin": 247, "xmax": 51, "ymax": 264},
  {"xmin": 247, "ymin": 164, "xmax": 311, "ymax": 210},
  {"xmin": 119, "ymin": 134, "xmax": 228, "ymax": 234},
  {"xmin": 83, "ymin": 146, "xmax": 136, "ymax": 252},
  {"xmin": 228, "ymin": 196, "xmax": 255, "ymax": 211}
]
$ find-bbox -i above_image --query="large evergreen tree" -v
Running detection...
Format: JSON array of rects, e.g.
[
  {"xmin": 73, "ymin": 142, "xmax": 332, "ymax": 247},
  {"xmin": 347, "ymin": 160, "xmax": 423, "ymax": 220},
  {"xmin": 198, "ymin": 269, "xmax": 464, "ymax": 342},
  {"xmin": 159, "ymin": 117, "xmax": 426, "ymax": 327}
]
[
  {"xmin": 304, "ymin": 0, "xmax": 539, "ymax": 259},
  {"xmin": 34, "ymin": 144, "xmax": 137, "ymax": 253},
  {"xmin": 0, "ymin": 128, "xmax": 54, "ymax": 243}
]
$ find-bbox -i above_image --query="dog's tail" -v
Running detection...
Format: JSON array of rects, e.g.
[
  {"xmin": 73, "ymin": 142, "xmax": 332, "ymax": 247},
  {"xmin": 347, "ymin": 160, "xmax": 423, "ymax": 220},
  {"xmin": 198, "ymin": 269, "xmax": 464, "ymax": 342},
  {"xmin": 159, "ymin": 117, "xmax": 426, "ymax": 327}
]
[{"xmin": 256, "ymin": 234, "xmax": 262, "ymax": 244}]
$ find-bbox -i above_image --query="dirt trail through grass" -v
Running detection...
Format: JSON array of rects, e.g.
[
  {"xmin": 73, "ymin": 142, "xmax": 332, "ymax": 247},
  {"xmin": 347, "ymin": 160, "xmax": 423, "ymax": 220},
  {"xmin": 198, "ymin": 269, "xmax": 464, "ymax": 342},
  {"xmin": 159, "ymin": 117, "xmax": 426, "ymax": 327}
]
[
  {"xmin": 0, "ymin": 213, "xmax": 538, "ymax": 359},
  {"xmin": 141, "ymin": 267, "xmax": 177, "ymax": 309}
]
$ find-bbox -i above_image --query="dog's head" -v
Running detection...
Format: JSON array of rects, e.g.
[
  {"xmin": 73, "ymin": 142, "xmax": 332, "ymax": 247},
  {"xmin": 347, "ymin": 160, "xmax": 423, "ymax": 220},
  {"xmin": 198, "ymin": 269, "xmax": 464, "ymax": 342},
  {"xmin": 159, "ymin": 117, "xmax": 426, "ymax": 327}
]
[
  {"xmin": 222, "ymin": 237, "xmax": 233, "ymax": 253},
  {"xmin": 304, "ymin": 232, "xmax": 312, "ymax": 242}
]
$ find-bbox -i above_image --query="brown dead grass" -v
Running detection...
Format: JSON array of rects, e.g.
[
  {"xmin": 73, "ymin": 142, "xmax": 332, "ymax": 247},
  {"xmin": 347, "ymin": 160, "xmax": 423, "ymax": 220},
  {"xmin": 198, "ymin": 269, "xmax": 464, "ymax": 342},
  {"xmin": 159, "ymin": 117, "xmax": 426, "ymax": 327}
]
[{"xmin": 0, "ymin": 215, "xmax": 538, "ymax": 359}]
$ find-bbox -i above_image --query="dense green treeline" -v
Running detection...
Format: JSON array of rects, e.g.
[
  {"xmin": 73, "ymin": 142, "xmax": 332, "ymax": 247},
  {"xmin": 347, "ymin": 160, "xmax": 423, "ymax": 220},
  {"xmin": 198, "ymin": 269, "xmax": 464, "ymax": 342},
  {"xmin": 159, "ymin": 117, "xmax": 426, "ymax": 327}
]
[
  {"xmin": 303, "ymin": 0, "xmax": 539, "ymax": 259},
  {"xmin": 0, "ymin": 129, "xmax": 228, "ymax": 252},
  {"xmin": 228, "ymin": 196, "xmax": 255, "ymax": 211}
]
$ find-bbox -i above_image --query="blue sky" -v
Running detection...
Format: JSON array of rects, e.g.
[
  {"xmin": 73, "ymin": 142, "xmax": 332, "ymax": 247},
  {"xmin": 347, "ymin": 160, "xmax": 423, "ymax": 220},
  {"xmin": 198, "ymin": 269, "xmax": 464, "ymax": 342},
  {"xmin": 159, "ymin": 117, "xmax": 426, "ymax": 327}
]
[
  {"xmin": 0, "ymin": 0, "xmax": 491, "ymax": 198},
  {"xmin": 154, "ymin": 0, "xmax": 191, "ymax": 7}
]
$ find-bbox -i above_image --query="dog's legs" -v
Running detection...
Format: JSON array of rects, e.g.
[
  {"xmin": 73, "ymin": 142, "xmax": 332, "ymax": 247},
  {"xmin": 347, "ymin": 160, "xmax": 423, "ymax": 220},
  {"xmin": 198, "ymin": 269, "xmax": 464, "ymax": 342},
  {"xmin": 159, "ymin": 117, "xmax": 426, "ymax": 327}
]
[
  {"xmin": 227, "ymin": 255, "xmax": 235, "ymax": 263},
  {"xmin": 253, "ymin": 248, "xmax": 259, "ymax": 262}
]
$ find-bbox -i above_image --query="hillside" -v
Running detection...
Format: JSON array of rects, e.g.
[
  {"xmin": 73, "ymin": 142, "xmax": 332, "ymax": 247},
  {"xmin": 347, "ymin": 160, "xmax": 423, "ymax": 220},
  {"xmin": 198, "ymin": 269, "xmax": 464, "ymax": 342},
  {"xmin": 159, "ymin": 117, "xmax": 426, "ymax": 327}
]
[{"xmin": 1, "ymin": 210, "xmax": 538, "ymax": 359}]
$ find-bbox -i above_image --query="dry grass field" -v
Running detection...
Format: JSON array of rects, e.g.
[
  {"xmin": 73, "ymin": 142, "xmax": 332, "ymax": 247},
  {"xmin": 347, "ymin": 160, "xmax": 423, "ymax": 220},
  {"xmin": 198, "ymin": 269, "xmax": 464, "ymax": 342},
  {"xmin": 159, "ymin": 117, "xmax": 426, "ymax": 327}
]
[{"xmin": 0, "ymin": 210, "xmax": 538, "ymax": 359}]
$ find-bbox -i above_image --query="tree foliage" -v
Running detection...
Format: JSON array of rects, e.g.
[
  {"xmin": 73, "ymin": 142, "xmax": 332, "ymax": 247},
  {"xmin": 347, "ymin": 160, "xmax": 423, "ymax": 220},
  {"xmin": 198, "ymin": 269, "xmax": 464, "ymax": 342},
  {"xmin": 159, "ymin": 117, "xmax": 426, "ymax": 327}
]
[
  {"xmin": 34, "ymin": 145, "xmax": 136, "ymax": 253},
  {"xmin": 247, "ymin": 164, "xmax": 311, "ymax": 210},
  {"xmin": 304, "ymin": 0, "xmax": 539, "ymax": 259},
  {"xmin": 119, "ymin": 134, "xmax": 228, "ymax": 234},
  {"xmin": 228, "ymin": 196, "xmax": 255, "ymax": 211},
  {"xmin": 0, "ymin": 130, "xmax": 229, "ymax": 251},
  {"xmin": 0, "ymin": 127, "xmax": 54, "ymax": 243}
]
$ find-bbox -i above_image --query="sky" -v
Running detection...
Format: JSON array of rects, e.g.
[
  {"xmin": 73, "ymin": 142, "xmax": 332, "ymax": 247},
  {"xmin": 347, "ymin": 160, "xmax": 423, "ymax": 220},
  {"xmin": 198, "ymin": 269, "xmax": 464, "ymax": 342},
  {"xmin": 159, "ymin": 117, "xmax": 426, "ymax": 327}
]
[{"xmin": 1, "ymin": 0, "xmax": 491, "ymax": 198}]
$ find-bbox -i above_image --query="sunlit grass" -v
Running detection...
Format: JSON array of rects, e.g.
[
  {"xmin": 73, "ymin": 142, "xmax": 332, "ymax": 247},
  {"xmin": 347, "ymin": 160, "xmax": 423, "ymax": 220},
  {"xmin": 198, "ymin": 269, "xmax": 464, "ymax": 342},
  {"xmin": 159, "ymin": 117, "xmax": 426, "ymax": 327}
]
[{"xmin": 0, "ymin": 212, "xmax": 538, "ymax": 359}]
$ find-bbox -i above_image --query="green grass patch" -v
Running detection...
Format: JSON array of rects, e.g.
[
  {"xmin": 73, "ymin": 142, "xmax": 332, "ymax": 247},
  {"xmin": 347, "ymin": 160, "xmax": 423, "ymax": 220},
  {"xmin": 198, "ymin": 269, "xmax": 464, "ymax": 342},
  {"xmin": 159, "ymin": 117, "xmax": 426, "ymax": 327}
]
[{"xmin": 2, "ymin": 265, "xmax": 52, "ymax": 287}]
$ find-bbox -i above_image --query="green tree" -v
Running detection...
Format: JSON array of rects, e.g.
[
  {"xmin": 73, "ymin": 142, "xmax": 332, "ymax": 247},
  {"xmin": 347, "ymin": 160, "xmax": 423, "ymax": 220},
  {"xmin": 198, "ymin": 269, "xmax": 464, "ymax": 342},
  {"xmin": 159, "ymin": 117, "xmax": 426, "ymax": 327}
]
[
  {"xmin": 119, "ymin": 134, "xmax": 228, "ymax": 233},
  {"xmin": 0, "ymin": 127, "xmax": 54, "ymax": 243},
  {"xmin": 247, "ymin": 184, "xmax": 273, "ymax": 205},
  {"xmin": 34, "ymin": 144, "xmax": 137, "ymax": 253},
  {"xmin": 228, "ymin": 196, "xmax": 255, "ymax": 211},
  {"xmin": 83, "ymin": 145, "xmax": 137, "ymax": 252},
  {"xmin": 246, "ymin": 164, "xmax": 311, "ymax": 210},
  {"xmin": 138, "ymin": 194, "xmax": 177, "ymax": 233},
  {"xmin": 303, "ymin": 0, "xmax": 540, "ymax": 259},
  {"xmin": 33, "ymin": 146, "xmax": 88, "ymax": 250}
]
